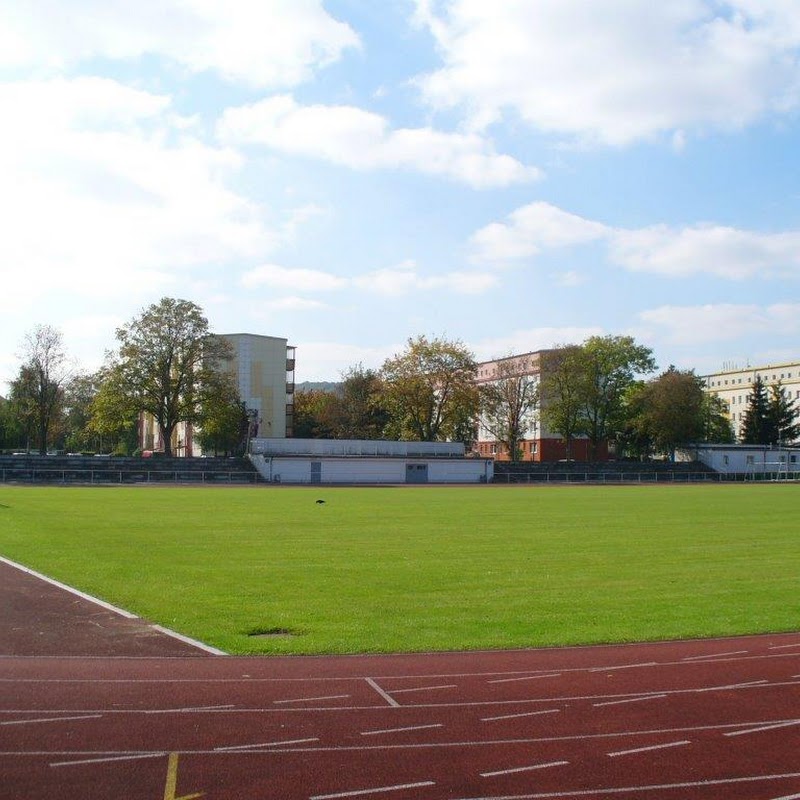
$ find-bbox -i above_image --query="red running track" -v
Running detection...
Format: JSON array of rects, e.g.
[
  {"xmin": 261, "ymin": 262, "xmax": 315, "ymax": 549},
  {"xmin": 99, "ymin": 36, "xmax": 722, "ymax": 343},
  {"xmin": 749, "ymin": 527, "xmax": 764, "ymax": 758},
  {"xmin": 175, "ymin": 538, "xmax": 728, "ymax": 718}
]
[{"xmin": 1, "ymin": 558, "xmax": 799, "ymax": 800}]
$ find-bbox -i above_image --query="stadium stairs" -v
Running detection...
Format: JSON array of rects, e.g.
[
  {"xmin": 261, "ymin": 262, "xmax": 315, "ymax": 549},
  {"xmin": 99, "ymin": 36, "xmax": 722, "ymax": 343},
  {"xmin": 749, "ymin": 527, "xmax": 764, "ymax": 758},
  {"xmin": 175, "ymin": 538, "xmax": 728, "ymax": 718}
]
[
  {"xmin": 0, "ymin": 454, "xmax": 262, "ymax": 485},
  {"xmin": 491, "ymin": 459, "xmax": 719, "ymax": 484}
]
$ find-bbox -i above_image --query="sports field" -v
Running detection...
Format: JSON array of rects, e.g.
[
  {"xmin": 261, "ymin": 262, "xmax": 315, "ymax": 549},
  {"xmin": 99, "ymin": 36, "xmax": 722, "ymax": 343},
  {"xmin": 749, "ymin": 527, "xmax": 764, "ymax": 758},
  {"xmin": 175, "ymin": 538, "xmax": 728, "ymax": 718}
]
[{"xmin": 0, "ymin": 484, "xmax": 796, "ymax": 655}]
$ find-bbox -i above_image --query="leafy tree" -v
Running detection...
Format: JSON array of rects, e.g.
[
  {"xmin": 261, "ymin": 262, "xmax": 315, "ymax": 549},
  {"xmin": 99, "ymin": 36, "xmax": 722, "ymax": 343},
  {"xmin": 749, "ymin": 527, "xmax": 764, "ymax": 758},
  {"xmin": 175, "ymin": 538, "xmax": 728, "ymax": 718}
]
[
  {"xmin": 540, "ymin": 345, "xmax": 586, "ymax": 460},
  {"xmin": 701, "ymin": 393, "xmax": 734, "ymax": 444},
  {"xmin": 97, "ymin": 298, "xmax": 232, "ymax": 457},
  {"xmin": 88, "ymin": 367, "xmax": 140, "ymax": 454},
  {"xmin": 578, "ymin": 335, "xmax": 656, "ymax": 458},
  {"xmin": 61, "ymin": 372, "xmax": 102, "ymax": 453},
  {"xmin": 0, "ymin": 394, "xmax": 26, "ymax": 450},
  {"xmin": 616, "ymin": 380, "xmax": 653, "ymax": 459},
  {"xmin": 336, "ymin": 365, "xmax": 390, "ymax": 439},
  {"xmin": 767, "ymin": 382, "xmax": 800, "ymax": 445},
  {"xmin": 292, "ymin": 389, "xmax": 341, "ymax": 438},
  {"xmin": 9, "ymin": 325, "xmax": 71, "ymax": 454},
  {"xmin": 631, "ymin": 367, "xmax": 706, "ymax": 460},
  {"xmin": 197, "ymin": 375, "xmax": 248, "ymax": 456},
  {"xmin": 480, "ymin": 355, "xmax": 539, "ymax": 461},
  {"xmin": 740, "ymin": 377, "xmax": 770, "ymax": 444},
  {"xmin": 381, "ymin": 335, "xmax": 478, "ymax": 442}
]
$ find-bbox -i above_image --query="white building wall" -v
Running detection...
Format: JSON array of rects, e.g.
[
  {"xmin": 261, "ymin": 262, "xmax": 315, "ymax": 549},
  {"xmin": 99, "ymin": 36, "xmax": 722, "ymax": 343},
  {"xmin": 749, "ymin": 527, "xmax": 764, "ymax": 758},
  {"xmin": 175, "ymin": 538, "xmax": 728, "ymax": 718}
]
[
  {"xmin": 251, "ymin": 438, "xmax": 464, "ymax": 458},
  {"xmin": 694, "ymin": 445, "xmax": 800, "ymax": 474}
]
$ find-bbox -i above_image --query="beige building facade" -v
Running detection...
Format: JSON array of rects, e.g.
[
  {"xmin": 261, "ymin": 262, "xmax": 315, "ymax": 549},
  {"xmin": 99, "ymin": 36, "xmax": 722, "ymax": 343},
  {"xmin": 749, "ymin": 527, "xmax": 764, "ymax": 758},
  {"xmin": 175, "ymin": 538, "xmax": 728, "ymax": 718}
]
[{"xmin": 702, "ymin": 360, "xmax": 800, "ymax": 441}]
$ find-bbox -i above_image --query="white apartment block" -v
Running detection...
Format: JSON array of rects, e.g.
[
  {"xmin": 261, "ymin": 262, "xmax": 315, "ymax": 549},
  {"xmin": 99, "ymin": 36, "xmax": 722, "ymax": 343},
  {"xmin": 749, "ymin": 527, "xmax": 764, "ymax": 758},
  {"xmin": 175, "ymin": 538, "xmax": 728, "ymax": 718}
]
[{"xmin": 702, "ymin": 360, "xmax": 800, "ymax": 441}]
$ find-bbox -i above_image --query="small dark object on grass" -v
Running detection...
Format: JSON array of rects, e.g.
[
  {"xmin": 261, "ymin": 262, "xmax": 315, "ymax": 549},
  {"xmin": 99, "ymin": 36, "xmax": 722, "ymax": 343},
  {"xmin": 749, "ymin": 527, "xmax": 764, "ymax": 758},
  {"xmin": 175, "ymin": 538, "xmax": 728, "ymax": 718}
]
[{"xmin": 316, "ymin": 499, "xmax": 326, "ymax": 504}]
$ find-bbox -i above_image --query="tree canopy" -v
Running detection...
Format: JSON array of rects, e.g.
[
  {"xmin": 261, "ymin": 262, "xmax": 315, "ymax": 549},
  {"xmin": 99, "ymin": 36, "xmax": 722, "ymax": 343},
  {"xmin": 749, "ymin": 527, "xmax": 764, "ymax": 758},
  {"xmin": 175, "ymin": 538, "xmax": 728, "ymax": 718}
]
[{"xmin": 95, "ymin": 297, "xmax": 232, "ymax": 457}]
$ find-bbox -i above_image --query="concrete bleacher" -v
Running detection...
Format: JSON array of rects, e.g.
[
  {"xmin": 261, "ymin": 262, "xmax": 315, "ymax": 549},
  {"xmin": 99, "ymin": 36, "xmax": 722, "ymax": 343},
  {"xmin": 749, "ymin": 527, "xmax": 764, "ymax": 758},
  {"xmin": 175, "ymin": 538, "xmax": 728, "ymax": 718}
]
[
  {"xmin": 492, "ymin": 459, "xmax": 720, "ymax": 483},
  {"xmin": 0, "ymin": 454, "xmax": 262, "ymax": 485}
]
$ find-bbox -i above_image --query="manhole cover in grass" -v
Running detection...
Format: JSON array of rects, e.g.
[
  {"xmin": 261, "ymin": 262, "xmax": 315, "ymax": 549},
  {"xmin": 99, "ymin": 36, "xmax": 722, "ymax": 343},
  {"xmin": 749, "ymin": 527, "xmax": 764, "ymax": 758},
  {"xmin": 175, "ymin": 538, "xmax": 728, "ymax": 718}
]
[{"xmin": 246, "ymin": 627, "xmax": 300, "ymax": 639}]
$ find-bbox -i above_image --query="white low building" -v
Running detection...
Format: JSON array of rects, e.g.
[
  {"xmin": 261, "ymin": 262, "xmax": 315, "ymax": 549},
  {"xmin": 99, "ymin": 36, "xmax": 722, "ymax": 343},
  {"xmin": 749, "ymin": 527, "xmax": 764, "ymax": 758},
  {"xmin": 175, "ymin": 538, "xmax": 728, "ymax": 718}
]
[
  {"xmin": 249, "ymin": 438, "xmax": 493, "ymax": 484},
  {"xmin": 692, "ymin": 444, "xmax": 800, "ymax": 475}
]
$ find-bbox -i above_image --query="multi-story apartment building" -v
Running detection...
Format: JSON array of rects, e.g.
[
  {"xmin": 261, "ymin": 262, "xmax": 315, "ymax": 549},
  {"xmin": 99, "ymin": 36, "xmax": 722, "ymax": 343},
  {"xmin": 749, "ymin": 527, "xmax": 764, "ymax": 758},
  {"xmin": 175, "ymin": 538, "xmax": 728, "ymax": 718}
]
[
  {"xmin": 475, "ymin": 350, "xmax": 603, "ymax": 462},
  {"xmin": 140, "ymin": 332, "xmax": 295, "ymax": 456},
  {"xmin": 702, "ymin": 360, "xmax": 800, "ymax": 441}
]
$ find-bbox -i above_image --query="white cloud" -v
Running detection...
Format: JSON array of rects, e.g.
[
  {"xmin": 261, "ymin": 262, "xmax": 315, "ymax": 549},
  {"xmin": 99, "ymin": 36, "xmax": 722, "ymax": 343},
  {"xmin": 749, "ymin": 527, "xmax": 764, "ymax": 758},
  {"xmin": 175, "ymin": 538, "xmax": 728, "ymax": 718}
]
[
  {"xmin": 471, "ymin": 201, "xmax": 800, "ymax": 280},
  {"xmin": 0, "ymin": 0, "xmax": 359, "ymax": 87},
  {"xmin": 471, "ymin": 202, "xmax": 609, "ymax": 263},
  {"xmin": 218, "ymin": 95, "xmax": 540, "ymax": 187},
  {"xmin": 294, "ymin": 341, "xmax": 399, "ymax": 382},
  {"xmin": 353, "ymin": 261, "xmax": 498, "ymax": 295},
  {"xmin": 414, "ymin": 1, "xmax": 800, "ymax": 144},
  {"xmin": 241, "ymin": 264, "xmax": 347, "ymax": 292},
  {"xmin": 263, "ymin": 297, "xmax": 329, "ymax": 311},
  {"xmin": 609, "ymin": 224, "xmax": 800, "ymax": 279},
  {"xmin": 639, "ymin": 303, "xmax": 800, "ymax": 345},
  {"xmin": 0, "ymin": 77, "xmax": 279, "ymax": 313}
]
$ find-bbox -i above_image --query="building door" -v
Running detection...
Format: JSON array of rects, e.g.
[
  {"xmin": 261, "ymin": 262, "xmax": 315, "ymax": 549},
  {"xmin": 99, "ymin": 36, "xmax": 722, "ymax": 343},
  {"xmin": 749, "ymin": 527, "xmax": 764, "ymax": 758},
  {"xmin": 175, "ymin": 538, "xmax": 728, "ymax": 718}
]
[
  {"xmin": 310, "ymin": 462, "xmax": 322, "ymax": 484},
  {"xmin": 405, "ymin": 463, "xmax": 428, "ymax": 484}
]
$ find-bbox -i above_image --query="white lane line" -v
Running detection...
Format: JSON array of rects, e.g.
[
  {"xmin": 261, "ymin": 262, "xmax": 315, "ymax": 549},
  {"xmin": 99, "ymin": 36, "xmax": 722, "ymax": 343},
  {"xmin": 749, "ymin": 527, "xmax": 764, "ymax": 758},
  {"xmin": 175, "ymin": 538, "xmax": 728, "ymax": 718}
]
[
  {"xmin": 446, "ymin": 770, "xmax": 800, "ymax": 799},
  {"xmin": 481, "ymin": 760, "xmax": 569, "ymax": 777},
  {"xmin": 770, "ymin": 643, "xmax": 800, "ymax": 650},
  {"xmin": 310, "ymin": 781, "xmax": 436, "ymax": 799},
  {"xmin": 214, "ymin": 737, "xmax": 319, "ymax": 751},
  {"xmin": 694, "ymin": 679, "xmax": 768, "ymax": 693},
  {"xmin": 365, "ymin": 678, "xmax": 400, "ymax": 708},
  {"xmin": 594, "ymin": 694, "xmax": 668, "ymax": 707},
  {"xmin": 771, "ymin": 793, "xmax": 800, "ymax": 799},
  {"xmin": 589, "ymin": 662, "xmax": 657, "ymax": 672},
  {"xmin": 481, "ymin": 709, "xmax": 561, "ymax": 722},
  {"xmin": 608, "ymin": 740, "xmax": 691, "ymax": 758},
  {"xmin": 724, "ymin": 719, "xmax": 800, "ymax": 737},
  {"xmin": 50, "ymin": 752, "xmax": 165, "ymax": 768},
  {"xmin": 389, "ymin": 684, "xmax": 457, "ymax": 694},
  {"xmin": 1, "ymin": 714, "xmax": 103, "ymax": 726},
  {"xmin": 682, "ymin": 650, "xmax": 748, "ymax": 661},
  {"xmin": 488, "ymin": 674, "xmax": 561, "ymax": 684},
  {"xmin": 148, "ymin": 624, "xmax": 227, "ymax": 656},
  {"xmin": 273, "ymin": 694, "xmax": 350, "ymax": 704},
  {"xmin": 0, "ymin": 556, "xmax": 138, "ymax": 619},
  {"xmin": 361, "ymin": 724, "xmax": 442, "ymax": 736},
  {"xmin": 145, "ymin": 704, "xmax": 235, "ymax": 714}
]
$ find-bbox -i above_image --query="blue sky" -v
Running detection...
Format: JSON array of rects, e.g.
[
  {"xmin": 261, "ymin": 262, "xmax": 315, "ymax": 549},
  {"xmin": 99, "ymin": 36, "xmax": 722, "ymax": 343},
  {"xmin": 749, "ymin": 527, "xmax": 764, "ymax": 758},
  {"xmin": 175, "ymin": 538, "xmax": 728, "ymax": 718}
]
[{"xmin": 2, "ymin": 0, "xmax": 800, "ymax": 392}]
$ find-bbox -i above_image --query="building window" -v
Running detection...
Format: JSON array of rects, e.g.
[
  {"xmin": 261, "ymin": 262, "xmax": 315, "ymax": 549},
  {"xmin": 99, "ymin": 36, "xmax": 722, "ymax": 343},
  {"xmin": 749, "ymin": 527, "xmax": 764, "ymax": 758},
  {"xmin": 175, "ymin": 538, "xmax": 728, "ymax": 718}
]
[
  {"xmin": 723, "ymin": 455, "xmax": 729, "ymax": 465},
  {"xmin": 490, "ymin": 444, "xmax": 497, "ymax": 455},
  {"xmin": 746, "ymin": 455, "xmax": 754, "ymax": 465}
]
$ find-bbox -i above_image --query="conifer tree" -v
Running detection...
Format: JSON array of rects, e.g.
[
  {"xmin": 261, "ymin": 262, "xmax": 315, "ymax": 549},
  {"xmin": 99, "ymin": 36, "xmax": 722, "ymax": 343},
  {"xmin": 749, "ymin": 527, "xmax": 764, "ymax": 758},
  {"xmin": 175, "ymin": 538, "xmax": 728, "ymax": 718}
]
[{"xmin": 740, "ymin": 377, "xmax": 770, "ymax": 444}]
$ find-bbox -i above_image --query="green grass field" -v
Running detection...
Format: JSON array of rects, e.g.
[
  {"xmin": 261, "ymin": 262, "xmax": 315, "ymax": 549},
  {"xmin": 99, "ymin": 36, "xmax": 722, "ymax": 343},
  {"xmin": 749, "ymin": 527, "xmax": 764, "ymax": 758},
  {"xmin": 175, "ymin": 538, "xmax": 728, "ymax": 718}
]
[{"xmin": 0, "ymin": 484, "xmax": 797, "ymax": 655}]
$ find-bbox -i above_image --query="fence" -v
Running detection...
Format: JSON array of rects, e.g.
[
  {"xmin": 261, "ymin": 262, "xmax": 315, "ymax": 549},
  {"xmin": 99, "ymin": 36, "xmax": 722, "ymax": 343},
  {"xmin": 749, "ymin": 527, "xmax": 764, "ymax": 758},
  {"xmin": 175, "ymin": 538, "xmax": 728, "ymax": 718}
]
[
  {"xmin": 492, "ymin": 470, "xmax": 800, "ymax": 484},
  {"xmin": 0, "ymin": 466, "xmax": 263, "ymax": 485}
]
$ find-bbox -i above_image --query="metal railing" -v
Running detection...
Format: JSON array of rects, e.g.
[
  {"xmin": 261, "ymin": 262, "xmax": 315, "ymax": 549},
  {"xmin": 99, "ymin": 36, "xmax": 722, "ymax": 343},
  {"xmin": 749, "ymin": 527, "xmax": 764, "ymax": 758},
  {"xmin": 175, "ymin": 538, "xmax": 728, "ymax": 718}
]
[
  {"xmin": 492, "ymin": 470, "xmax": 800, "ymax": 484},
  {"xmin": 0, "ymin": 467, "xmax": 263, "ymax": 485}
]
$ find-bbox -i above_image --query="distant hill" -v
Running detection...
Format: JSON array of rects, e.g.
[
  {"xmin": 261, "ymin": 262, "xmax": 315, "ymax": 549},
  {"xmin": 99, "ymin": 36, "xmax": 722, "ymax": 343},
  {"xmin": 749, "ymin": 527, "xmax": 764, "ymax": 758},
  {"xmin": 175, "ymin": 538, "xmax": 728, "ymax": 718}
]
[{"xmin": 294, "ymin": 381, "xmax": 342, "ymax": 394}]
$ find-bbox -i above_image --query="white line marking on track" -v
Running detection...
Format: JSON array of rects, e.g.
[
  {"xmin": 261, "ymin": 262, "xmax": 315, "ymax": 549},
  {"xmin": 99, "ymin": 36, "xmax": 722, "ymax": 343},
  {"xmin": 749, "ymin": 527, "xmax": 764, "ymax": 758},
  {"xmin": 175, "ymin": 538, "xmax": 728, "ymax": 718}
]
[
  {"xmin": 1, "ymin": 714, "xmax": 103, "ymax": 726},
  {"xmin": 148, "ymin": 624, "xmax": 227, "ymax": 655},
  {"xmin": 724, "ymin": 719, "xmax": 800, "ymax": 737},
  {"xmin": 608, "ymin": 740, "xmax": 691, "ymax": 757},
  {"xmin": 770, "ymin": 643, "xmax": 800, "ymax": 650},
  {"xmin": 50, "ymin": 752, "xmax": 165, "ymax": 768},
  {"xmin": 446, "ymin": 770, "xmax": 800, "ymax": 799},
  {"xmin": 310, "ymin": 781, "xmax": 436, "ymax": 799},
  {"xmin": 589, "ymin": 662, "xmax": 657, "ymax": 672},
  {"xmin": 389, "ymin": 684, "xmax": 457, "ymax": 694},
  {"xmin": 365, "ymin": 677, "xmax": 400, "ymax": 708},
  {"xmin": 145, "ymin": 704, "xmax": 235, "ymax": 714},
  {"xmin": 682, "ymin": 650, "xmax": 748, "ymax": 661},
  {"xmin": 214, "ymin": 737, "xmax": 319, "ymax": 751},
  {"xmin": 481, "ymin": 760, "xmax": 568, "ymax": 777},
  {"xmin": 594, "ymin": 694, "xmax": 668, "ymax": 707},
  {"xmin": 481, "ymin": 709, "xmax": 561, "ymax": 722},
  {"xmin": 771, "ymin": 793, "xmax": 800, "ymax": 799},
  {"xmin": 694, "ymin": 679, "xmax": 769, "ymax": 693},
  {"xmin": 361, "ymin": 724, "xmax": 443, "ymax": 736},
  {"xmin": 488, "ymin": 674, "xmax": 561, "ymax": 684},
  {"xmin": 273, "ymin": 694, "xmax": 350, "ymax": 704}
]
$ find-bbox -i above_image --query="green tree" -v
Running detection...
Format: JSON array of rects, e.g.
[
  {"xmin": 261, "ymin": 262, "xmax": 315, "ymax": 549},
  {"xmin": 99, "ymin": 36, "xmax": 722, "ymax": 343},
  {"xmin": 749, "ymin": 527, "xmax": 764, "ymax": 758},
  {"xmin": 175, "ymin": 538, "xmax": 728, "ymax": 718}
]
[
  {"xmin": 381, "ymin": 335, "xmax": 478, "ymax": 442},
  {"xmin": 740, "ymin": 377, "xmax": 770, "ymax": 444},
  {"xmin": 336, "ymin": 365, "xmax": 390, "ymax": 439},
  {"xmin": 97, "ymin": 298, "xmax": 232, "ymax": 457},
  {"xmin": 767, "ymin": 382, "xmax": 800, "ymax": 445},
  {"xmin": 88, "ymin": 367, "xmax": 140, "ymax": 454},
  {"xmin": 701, "ymin": 393, "xmax": 734, "ymax": 444},
  {"xmin": 197, "ymin": 375, "xmax": 248, "ymax": 456},
  {"xmin": 480, "ymin": 355, "xmax": 539, "ymax": 461},
  {"xmin": 578, "ymin": 335, "xmax": 656, "ymax": 458},
  {"xmin": 631, "ymin": 367, "xmax": 706, "ymax": 460},
  {"xmin": 540, "ymin": 345, "xmax": 586, "ymax": 460},
  {"xmin": 9, "ymin": 325, "xmax": 71, "ymax": 454},
  {"xmin": 291, "ymin": 389, "xmax": 342, "ymax": 438}
]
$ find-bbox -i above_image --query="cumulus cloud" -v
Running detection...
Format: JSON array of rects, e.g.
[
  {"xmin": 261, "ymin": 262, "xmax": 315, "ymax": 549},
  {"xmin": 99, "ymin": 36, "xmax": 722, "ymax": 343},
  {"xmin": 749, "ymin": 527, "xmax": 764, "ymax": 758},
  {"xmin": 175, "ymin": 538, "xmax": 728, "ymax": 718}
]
[
  {"xmin": 241, "ymin": 264, "xmax": 347, "ymax": 292},
  {"xmin": 414, "ymin": 0, "xmax": 800, "ymax": 144},
  {"xmin": 0, "ymin": 77, "xmax": 279, "ymax": 312},
  {"xmin": 471, "ymin": 201, "xmax": 800, "ymax": 280},
  {"xmin": 0, "ymin": 0, "xmax": 359, "ymax": 87},
  {"xmin": 639, "ymin": 303, "xmax": 800, "ymax": 345},
  {"xmin": 218, "ymin": 94, "xmax": 541, "ymax": 187},
  {"xmin": 353, "ymin": 262, "xmax": 498, "ymax": 295}
]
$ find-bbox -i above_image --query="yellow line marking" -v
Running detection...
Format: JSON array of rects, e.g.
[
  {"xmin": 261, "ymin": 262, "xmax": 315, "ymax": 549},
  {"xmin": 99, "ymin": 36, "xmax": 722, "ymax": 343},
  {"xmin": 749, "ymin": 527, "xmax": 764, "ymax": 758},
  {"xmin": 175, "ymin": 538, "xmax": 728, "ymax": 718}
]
[{"xmin": 163, "ymin": 752, "xmax": 204, "ymax": 800}]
